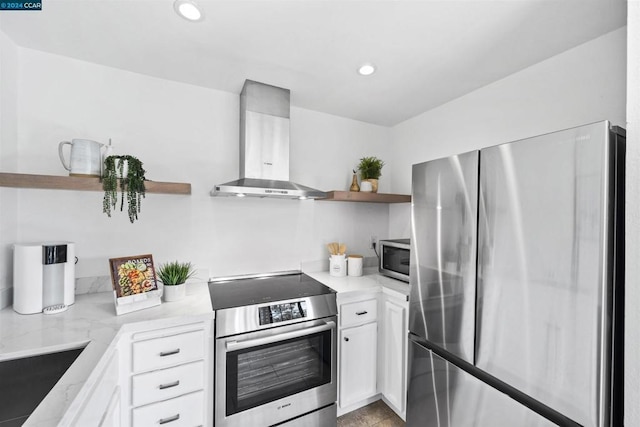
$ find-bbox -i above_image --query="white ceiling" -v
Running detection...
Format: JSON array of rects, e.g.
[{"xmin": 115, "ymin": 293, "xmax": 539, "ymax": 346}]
[{"xmin": 0, "ymin": 0, "xmax": 627, "ymax": 126}]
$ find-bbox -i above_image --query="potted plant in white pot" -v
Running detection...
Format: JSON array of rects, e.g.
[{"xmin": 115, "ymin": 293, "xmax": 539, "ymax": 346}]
[
  {"xmin": 357, "ymin": 156, "xmax": 384, "ymax": 193},
  {"xmin": 157, "ymin": 261, "xmax": 195, "ymax": 302}
]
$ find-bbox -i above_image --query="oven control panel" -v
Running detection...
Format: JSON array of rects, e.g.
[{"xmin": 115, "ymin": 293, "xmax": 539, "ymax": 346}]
[{"xmin": 258, "ymin": 301, "xmax": 308, "ymax": 325}]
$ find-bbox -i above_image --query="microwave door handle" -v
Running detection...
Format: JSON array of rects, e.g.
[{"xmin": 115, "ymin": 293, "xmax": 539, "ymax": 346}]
[{"xmin": 226, "ymin": 321, "xmax": 336, "ymax": 352}]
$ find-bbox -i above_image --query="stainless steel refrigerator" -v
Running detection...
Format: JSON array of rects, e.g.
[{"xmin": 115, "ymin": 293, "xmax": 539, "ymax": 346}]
[{"xmin": 407, "ymin": 121, "xmax": 625, "ymax": 427}]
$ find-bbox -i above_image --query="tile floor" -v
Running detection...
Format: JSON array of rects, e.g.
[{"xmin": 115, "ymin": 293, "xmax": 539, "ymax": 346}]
[{"xmin": 337, "ymin": 400, "xmax": 405, "ymax": 427}]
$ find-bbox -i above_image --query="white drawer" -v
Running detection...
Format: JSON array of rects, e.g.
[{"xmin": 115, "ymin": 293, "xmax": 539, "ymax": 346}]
[
  {"xmin": 131, "ymin": 390, "xmax": 204, "ymax": 426},
  {"xmin": 340, "ymin": 298, "xmax": 377, "ymax": 327},
  {"xmin": 132, "ymin": 330, "xmax": 204, "ymax": 373},
  {"xmin": 131, "ymin": 360, "xmax": 204, "ymax": 407}
]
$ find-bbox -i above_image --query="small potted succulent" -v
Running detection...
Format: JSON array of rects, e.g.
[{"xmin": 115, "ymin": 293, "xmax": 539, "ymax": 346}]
[
  {"xmin": 357, "ymin": 156, "xmax": 384, "ymax": 193},
  {"xmin": 157, "ymin": 261, "xmax": 196, "ymax": 302}
]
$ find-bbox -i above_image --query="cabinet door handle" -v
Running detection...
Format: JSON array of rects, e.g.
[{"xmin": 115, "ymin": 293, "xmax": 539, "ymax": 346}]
[
  {"xmin": 159, "ymin": 380, "xmax": 180, "ymax": 390},
  {"xmin": 356, "ymin": 311, "xmax": 368, "ymax": 316},
  {"xmin": 344, "ymin": 337, "xmax": 349, "ymax": 342},
  {"xmin": 159, "ymin": 348, "xmax": 181, "ymax": 357},
  {"xmin": 159, "ymin": 414, "xmax": 180, "ymax": 424}
]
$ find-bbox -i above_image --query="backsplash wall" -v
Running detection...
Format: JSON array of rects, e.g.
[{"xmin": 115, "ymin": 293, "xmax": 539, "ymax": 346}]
[
  {"xmin": 0, "ymin": 30, "xmax": 18, "ymax": 307},
  {"xmin": 2, "ymin": 42, "xmax": 394, "ymax": 287},
  {"xmin": 1, "ymin": 28, "xmax": 625, "ymax": 303}
]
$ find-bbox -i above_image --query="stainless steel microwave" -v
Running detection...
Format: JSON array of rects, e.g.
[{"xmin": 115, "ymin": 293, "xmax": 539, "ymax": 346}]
[{"xmin": 379, "ymin": 239, "xmax": 410, "ymax": 282}]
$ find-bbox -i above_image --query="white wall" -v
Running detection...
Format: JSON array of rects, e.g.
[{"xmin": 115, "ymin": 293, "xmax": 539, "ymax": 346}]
[
  {"xmin": 387, "ymin": 28, "xmax": 627, "ymax": 239},
  {"xmin": 0, "ymin": 30, "xmax": 18, "ymax": 306},
  {"xmin": 625, "ymin": 2, "xmax": 640, "ymax": 426},
  {"xmin": 9, "ymin": 46, "xmax": 393, "ymax": 280},
  {"xmin": 390, "ymin": 28, "xmax": 627, "ymax": 195}
]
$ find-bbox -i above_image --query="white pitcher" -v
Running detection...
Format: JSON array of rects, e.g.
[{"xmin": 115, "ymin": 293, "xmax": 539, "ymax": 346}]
[{"xmin": 58, "ymin": 139, "xmax": 104, "ymax": 177}]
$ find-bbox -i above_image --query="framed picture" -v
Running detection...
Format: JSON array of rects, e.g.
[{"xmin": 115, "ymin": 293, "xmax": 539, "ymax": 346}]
[{"xmin": 109, "ymin": 254, "xmax": 159, "ymax": 298}]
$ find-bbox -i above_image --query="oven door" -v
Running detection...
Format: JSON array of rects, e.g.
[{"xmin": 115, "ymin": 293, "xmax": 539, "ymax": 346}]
[{"xmin": 215, "ymin": 316, "xmax": 337, "ymax": 427}]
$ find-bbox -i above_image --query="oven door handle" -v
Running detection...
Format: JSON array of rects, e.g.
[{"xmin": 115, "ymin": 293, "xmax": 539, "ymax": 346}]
[{"xmin": 226, "ymin": 321, "xmax": 336, "ymax": 352}]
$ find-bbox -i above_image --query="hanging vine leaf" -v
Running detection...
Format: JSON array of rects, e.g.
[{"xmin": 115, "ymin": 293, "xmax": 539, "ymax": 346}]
[{"xmin": 102, "ymin": 155, "xmax": 146, "ymax": 223}]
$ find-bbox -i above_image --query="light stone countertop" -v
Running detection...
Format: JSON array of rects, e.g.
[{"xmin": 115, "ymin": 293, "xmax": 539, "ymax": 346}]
[
  {"xmin": 0, "ymin": 270, "xmax": 407, "ymax": 425},
  {"xmin": 305, "ymin": 268, "xmax": 410, "ymax": 301},
  {"xmin": 0, "ymin": 282, "xmax": 214, "ymax": 427}
]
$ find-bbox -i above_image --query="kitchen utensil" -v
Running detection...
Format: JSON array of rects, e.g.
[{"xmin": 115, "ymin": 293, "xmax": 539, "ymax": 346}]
[
  {"xmin": 58, "ymin": 139, "xmax": 105, "ymax": 177},
  {"xmin": 327, "ymin": 242, "xmax": 342, "ymax": 256},
  {"xmin": 339, "ymin": 243, "xmax": 346, "ymax": 255}
]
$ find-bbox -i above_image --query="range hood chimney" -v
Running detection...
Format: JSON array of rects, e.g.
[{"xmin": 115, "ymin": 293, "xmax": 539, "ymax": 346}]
[{"xmin": 211, "ymin": 80, "xmax": 326, "ymax": 200}]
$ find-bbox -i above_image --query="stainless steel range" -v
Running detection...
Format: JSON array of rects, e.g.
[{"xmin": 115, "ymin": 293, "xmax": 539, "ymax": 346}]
[{"xmin": 208, "ymin": 271, "xmax": 337, "ymax": 427}]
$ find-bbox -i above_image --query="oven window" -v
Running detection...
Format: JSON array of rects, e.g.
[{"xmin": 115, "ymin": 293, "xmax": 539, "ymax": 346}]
[{"xmin": 226, "ymin": 329, "xmax": 332, "ymax": 416}]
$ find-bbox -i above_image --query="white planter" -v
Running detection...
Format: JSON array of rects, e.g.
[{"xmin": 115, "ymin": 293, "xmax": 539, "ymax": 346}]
[{"xmin": 163, "ymin": 283, "xmax": 186, "ymax": 302}]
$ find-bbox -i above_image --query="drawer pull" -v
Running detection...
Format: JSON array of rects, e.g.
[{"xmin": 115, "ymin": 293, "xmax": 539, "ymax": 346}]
[
  {"xmin": 356, "ymin": 311, "xmax": 368, "ymax": 316},
  {"xmin": 159, "ymin": 348, "xmax": 181, "ymax": 357},
  {"xmin": 159, "ymin": 414, "xmax": 180, "ymax": 424},
  {"xmin": 344, "ymin": 337, "xmax": 349, "ymax": 342},
  {"xmin": 159, "ymin": 380, "xmax": 180, "ymax": 390}
]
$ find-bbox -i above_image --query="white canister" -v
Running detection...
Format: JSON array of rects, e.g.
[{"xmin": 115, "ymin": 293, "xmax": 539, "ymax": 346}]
[
  {"xmin": 347, "ymin": 255, "xmax": 363, "ymax": 277},
  {"xmin": 329, "ymin": 254, "xmax": 347, "ymax": 277}
]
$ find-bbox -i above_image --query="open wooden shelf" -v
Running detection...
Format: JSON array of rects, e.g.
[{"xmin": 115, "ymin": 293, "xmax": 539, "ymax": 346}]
[
  {"xmin": 320, "ymin": 190, "xmax": 410, "ymax": 203},
  {"xmin": 0, "ymin": 172, "xmax": 191, "ymax": 194}
]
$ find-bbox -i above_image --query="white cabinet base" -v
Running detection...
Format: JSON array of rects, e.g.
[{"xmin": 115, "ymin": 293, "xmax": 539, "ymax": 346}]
[
  {"xmin": 335, "ymin": 285, "xmax": 409, "ymax": 421},
  {"xmin": 336, "ymin": 394, "xmax": 381, "ymax": 417}
]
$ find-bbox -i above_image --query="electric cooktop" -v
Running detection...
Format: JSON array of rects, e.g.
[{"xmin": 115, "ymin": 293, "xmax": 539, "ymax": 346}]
[{"xmin": 207, "ymin": 270, "xmax": 336, "ymax": 311}]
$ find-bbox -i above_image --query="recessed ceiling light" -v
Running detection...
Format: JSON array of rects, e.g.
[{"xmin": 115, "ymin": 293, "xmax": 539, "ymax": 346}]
[
  {"xmin": 174, "ymin": 0, "xmax": 203, "ymax": 22},
  {"xmin": 358, "ymin": 63, "xmax": 377, "ymax": 76}
]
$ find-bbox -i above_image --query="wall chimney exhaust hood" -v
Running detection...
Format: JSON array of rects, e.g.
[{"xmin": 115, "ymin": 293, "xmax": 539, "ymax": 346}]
[{"xmin": 211, "ymin": 80, "xmax": 326, "ymax": 200}]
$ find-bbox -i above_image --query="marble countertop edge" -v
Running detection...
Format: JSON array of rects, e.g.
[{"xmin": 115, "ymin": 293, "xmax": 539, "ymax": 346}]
[
  {"xmin": 304, "ymin": 268, "xmax": 410, "ymax": 300},
  {"xmin": 0, "ymin": 282, "xmax": 213, "ymax": 426}
]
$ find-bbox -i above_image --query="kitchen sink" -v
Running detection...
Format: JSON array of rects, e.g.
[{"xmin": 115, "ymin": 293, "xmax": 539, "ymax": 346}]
[{"xmin": 0, "ymin": 347, "xmax": 84, "ymax": 426}]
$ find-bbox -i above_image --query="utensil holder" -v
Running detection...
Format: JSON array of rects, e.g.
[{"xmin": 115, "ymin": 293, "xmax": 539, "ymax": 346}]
[{"xmin": 329, "ymin": 254, "xmax": 347, "ymax": 277}]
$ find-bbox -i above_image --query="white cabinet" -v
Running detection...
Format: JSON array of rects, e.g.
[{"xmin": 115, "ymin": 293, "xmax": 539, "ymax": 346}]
[
  {"xmin": 131, "ymin": 329, "xmax": 205, "ymax": 372},
  {"xmin": 70, "ymin": 348, "xmax": 121, "ymax": 426},
  {"xmin": 64, "ymin": 316, "xmax": 214, "ymax": 427},
  {"xmin": 131, "ymin": 390, "xmax": 205, "ymax": 426},
  {"xmin": 339, "ymin": 321, "xmax": 378, "ymax": 408},
  {"xmin": 335, "ymin": 286, "xmax": 409, "ymax": 419},
  {"xmin": 380, "ymin": 293, "xmax": 408, "ymax": 419},
  {"xmin": 340, "ymin": 298, "xmax": 377, "ymax": 327},
  {"xmin": 131, "ymin": 360, "xmax": 205, "ymax": 407},
  {"xmin": 122, "ymin": 319, "xmax": 214, "ymax": 427},
  {"xmin": 337, "ymin": 294, "xmax": 379, "ymax": 413},
  {"xmin": 101, "ymin": 388, "xmax": 122, "ymax": 427}
]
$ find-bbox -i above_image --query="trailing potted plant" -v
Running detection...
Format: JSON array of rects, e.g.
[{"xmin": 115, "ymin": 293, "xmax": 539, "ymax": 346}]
[
  {"xmin": 357, "ymin": 156, "xmax": 384, "ymax": 193},
  {"xmin": 102, "ymin": 155, "xmax": 146, "ymax": 223},
  {"xmin": 157, "ymin": 261, "xmax": 196, "ymax": 302}
]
